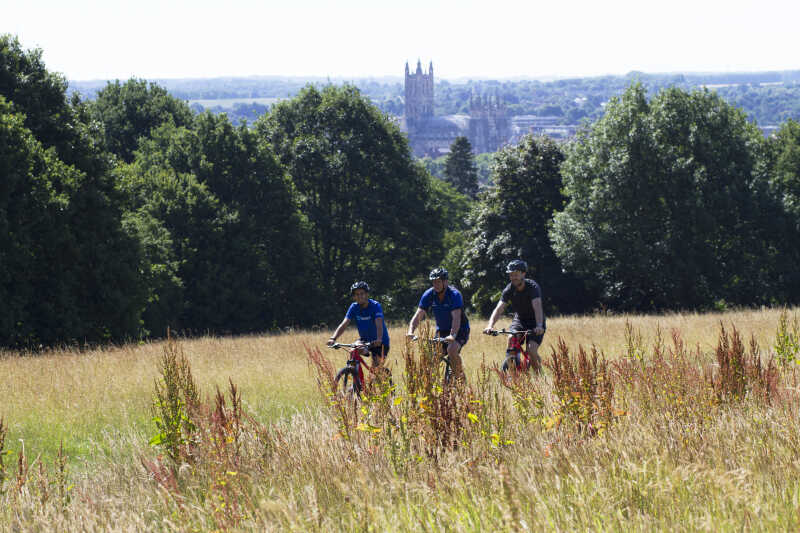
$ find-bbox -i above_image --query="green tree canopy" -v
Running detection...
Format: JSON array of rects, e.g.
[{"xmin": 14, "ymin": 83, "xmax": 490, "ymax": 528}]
[
  {"xmin": 89, "ymin": 78, "xmax": 195, "ymax": 163},
  {"xmin": 772, "ymin": 119, "xmax": 800, "ymax": 220},
  {"xmin": 459, "ymin": 135, "xmax": 590, "ymax": 315},
  {"xmin": 765, "ymin": 119, "xmax": 800, "ymax": 302},
  {"xmin": 444, "ymin": 136, "xmax": 479, "ymax": 198},
  {"xmin": 116, "ymin": 113, "xmax": 309, "ymax": 334},
  {"xmin": 257, "ymin": 85, "xmax": 445, "ymax": 316},
  {"xmin": 551, "ymin": 84, "xmax": 782, "ymax": 310},
  {"xmin": 0, "ymin": 96, "xmax": 145, "ymax": 346},
  {"xmin": 1, "ymin": 36, "xmax": 146, "ymax": 347}
]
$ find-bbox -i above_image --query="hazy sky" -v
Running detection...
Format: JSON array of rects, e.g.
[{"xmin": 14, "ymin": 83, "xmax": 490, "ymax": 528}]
[{"xmin": 3, "ymin": 0, "xmax": 799, "ymax": 81}]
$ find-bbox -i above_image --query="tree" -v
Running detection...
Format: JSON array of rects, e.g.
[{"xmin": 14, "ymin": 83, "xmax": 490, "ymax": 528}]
[
  {"xmin": 1, "ymin": 36, "xmax": 146, "ymax": 347},
  {"xmin": 116, "ymin": 113, "xmax": 310, "ymax": 334},
  {"xmin": 257, "ymin": 85, "xmax": 444, "ymax": 317},
  {"xmin": 1, "ymin": 35, "xmax": 73, "ymax": 154},
  {"xmin": 772, "ymin": 119, "xmax": 800, "ymax": 220},
  {"xmin": 444, "ymin": 136, "xmax": 479, "ymax": 198},
  {"xmin": 765, "ymin": 119, "xmax": 800, "ymax": 303},
  {"xmin": 89, "ymin": 78, "xmax": 195, "ymax": 163},
  {"xmin": 550, "ymin": 84, "xmax": 780, "ymax": 310},
  {"xmin": 0, "ymin": 96, "xmax": 145, "ymax": 347},
  {"xmin": 459, "ymin": 135, "xmax": 591, "ymax": 316},
  {"xmin": 427, "ymin": 176, "xmax": 472, "ymax": 286}
]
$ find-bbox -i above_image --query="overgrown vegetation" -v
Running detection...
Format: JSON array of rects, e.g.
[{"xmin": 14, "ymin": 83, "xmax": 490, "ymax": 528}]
[
  {"xmin": 775, "ymin": 308, "xmax": 800, "ymax": 365},
  {"xmin": 2, "ymin": 311, "xmax": 800, "ymax": 530}
]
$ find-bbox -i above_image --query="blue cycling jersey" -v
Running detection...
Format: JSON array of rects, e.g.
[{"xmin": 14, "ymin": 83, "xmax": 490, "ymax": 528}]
[
  {"xmin": 418, "ymin": 286, "xmax": 470, "ymax": 334},
  {"xmin": 345, "ymin": 299, "xmax": 390, "ymax": 346}
]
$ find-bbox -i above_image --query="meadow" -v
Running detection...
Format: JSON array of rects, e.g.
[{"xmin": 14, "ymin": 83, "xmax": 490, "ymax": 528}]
[{"xmin": 1, "ymin": 308, "xmax": 799, "ymax": 531}]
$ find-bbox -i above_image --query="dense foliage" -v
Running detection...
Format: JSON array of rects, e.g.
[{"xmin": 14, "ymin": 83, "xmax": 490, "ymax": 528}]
[
  {"xmin": 551, "ymin": 84, "xmax": 794, "ymax": 310},
  {"xmin": 443, "ymin": 136, "xmax": 479, "ymax": 198},
  {"xmin": 459, "ymin": 135, "xmax": 593, "ymax": 315},
  {"xmin": 1, "ymin": 36, "xmax": 145, "ymax": 347},
  {"xmin": 256, "ymin": 86, "xmax": 445, "ymax": 316},
  {"xmin": 90, "ymin": 79, "xmax": 195, "ymax": 162},
  {"xmin": 3, "ymin": 35, "xmax": 800, "ymax": 347}
]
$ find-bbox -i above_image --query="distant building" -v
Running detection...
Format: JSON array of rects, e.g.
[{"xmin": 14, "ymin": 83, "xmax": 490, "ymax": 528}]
[
  {"xmin": 402, "ymin": 61, "xmax": 512, "ymax": 157},
  {"xmin": 510, "ymin": 116, "xmax": 579, "ymax": 142}
]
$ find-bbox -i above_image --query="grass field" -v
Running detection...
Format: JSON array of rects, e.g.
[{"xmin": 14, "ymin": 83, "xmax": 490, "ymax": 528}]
[{"xmin": 1, "ymin": 307, "xmax": 799, "ymax": 531}]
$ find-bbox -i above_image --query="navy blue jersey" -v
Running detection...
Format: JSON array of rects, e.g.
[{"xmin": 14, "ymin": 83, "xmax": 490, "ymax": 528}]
[
  {"xmin": 346, "ymin": 299, "xmax": 390, "ymax": 345},
  {"xmin": 418, "ymin": 286, "xmax": 470, "ymax": 334}
]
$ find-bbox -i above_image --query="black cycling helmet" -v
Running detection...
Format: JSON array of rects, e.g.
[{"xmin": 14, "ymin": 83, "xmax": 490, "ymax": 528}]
[
  {"xmin": 428, "ymin": 267, "xmax": 449, "ymax": 280},
  {"xmin": 505, "ymin": 259, "xmax": 528, "ymax": 273},
  {"xmin": 350, "ymin": 281, "xmax": 370, "ymax": 294}
]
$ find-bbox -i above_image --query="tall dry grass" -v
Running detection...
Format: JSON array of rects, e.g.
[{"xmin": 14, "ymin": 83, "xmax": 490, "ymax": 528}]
[{"xmin": 1, "ymin": 307, "xmax": 799, "ymax": 531}]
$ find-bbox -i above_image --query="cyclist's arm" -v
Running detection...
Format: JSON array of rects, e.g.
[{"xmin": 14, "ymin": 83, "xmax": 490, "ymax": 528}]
[
  {"xmin": 328, "ymin": 318, "xmax": 351, "ymax": 345},
  {"xmin": 447, "ymin": 308, "xmax": 462, "ymax": 341},
  {"xmin": 484, "ymin": 300, "xmax": 507, "ymax": 332},
  {"xmin": 373, "ymin": 317, "xmax": 384, "ymax": 346},
  {"xmin": 407, "ymin": 308, "xmax": 426, "ymax": 337},
  {"xmin": 532, "ymin": 297, "xmax": 544, "ymax": 333}
]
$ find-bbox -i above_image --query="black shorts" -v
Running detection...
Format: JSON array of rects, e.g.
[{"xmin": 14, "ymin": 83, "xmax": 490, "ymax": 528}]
[
  {"xmin": 510, "ymin": 318, "xmax": 545, "ymax": 346},
  {"xmin": 435, "ymin": 328, "xmax": 470, "ymax": 348}
]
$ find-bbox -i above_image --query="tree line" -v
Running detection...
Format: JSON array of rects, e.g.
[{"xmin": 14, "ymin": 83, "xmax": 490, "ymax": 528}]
[
  {"xmin": 72, "ymin": 69, "xmax": 800, "ymax": 128},
  {"xmin": 2, "ymin": 34, "xmax": 800, "ymax": 348}
]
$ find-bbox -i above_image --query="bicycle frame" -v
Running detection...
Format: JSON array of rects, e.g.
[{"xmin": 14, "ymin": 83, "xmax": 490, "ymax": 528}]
[{"xmin": 488, "ymin": 329, "xmax": 534, "ymax": 372}]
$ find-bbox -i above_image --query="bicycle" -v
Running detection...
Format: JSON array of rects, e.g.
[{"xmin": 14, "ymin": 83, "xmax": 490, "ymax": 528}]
[
  {"xmin": 412, "ymin": 336, "xmax": 454, "ymax": 385},
  {"xmin": 328, "ymin": 341, "xmax": 371, "ymax": 397},
  {"xmin": 486, "ymin": 329, "xmax": 539, "ymax": 373}
]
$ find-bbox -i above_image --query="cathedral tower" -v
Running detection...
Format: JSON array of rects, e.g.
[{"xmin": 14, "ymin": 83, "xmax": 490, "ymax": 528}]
[{"xmin": 404, "ymin": 60, "xmax": 434, "ymax": 127}]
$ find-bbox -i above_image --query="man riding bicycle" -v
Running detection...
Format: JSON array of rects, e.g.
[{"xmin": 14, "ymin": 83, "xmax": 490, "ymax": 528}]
[
  {"xmin": 328, "ymin": 281, "xmax": 390, "ymax": 369},
  {"xmin": 406, "ymin": 267, "xmax": 469, "ymax": 382},
  {"xmin": 483, "ymin": 260, "xmax": 545, "ymax": 373}
]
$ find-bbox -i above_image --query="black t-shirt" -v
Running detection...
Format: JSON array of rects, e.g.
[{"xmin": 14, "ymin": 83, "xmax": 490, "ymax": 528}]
[{"xmin": 501, "ymin": 279, "xmax": 545, "ymax": 326}]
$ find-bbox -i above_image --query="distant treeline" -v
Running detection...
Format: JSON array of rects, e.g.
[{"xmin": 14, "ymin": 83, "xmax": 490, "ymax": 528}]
[
  {"xmin": 72, "ymin": 69, "xmax": 800, "ymax": 127},
  {"xmin": 3, "ymin": 34, "xmax": 800, "ymax": 349}
]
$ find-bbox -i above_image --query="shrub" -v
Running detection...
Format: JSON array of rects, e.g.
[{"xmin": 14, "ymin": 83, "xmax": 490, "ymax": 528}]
[
  {"xmin": 713, "ymin": 324, "xmax": 779, "ymax": 405},
  {"xmin": 774, "ymin": 309, "xmax": 800, "ymax": 366},
  {"xmin": 546, "ymin": 339, "xmax": 616, "ymax": 436}
]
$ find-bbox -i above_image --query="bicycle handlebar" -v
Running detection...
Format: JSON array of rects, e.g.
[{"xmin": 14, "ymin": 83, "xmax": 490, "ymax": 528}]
[
  {"xmin": 410, "ymin": 336, "xmax": 449, "ymax": 343},
  {"xmin": 328, "ymin": 341, "xmax": 370, "ymax": 350},
  {"xmin": 486, "ymin": 329, "xmax": 536, "ymax": 337}
]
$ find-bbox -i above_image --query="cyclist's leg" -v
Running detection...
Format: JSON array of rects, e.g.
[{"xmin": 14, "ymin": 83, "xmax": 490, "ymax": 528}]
[
  {"xmin": 369, "ymin": 345, "xmax": 392, "ymax": 382},
  {"xmin": 448, "ymin": 328, "xmax": 469, "ymax": 382},
  {"xmin": 368, "ymin": 344, "xmax": 389, "ymax": 366},
  {"xmin": 526, "ymin": 333, "xmax": 544, "ymax": 374}
]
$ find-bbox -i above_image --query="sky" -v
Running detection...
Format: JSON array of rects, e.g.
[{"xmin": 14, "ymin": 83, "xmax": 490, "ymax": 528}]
[{"xmin": 3, "ymin": 0, "xmax": 799, "ymax": 81}]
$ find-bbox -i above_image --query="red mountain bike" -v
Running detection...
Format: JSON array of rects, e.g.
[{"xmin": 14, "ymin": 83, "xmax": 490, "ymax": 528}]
[
  {"xmin": 487, "ymin": 329, "xmax": 538, "ymax": 373},
  {"xmin": 329, "ymin": 341, "xmax": 371, "ymax": 396}
]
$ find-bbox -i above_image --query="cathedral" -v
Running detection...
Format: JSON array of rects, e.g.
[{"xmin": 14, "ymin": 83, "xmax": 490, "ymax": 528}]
[{"xmin": 402, "ymin": 60, "xmax": 511, "ymax": 157}]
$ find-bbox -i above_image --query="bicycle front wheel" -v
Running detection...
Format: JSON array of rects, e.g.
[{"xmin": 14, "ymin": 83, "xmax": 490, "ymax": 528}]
[
  {"xmin": 502, "ymin": 353, "xmax": 522, "ymax": 373},
  {"xmin": 335, "ymin": 367, "xmax": 361, "ymax": 395}
]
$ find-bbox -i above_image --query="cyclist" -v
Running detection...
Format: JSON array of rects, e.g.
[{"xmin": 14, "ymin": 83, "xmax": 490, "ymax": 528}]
[
  {"xmin": 328, "ymin": 281, "xmax": 390, "ymax": 370},
  {"xmin": 406, "ymin": 267, "xmax": 469, "ymax": 381},
  {"xmin": 483, "ymin": 260, "xmax": 545, "ymax": 373}
]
